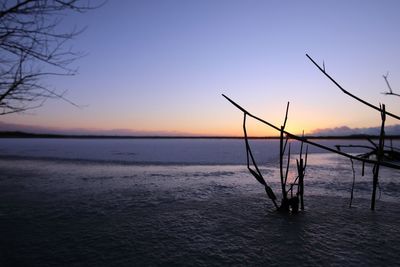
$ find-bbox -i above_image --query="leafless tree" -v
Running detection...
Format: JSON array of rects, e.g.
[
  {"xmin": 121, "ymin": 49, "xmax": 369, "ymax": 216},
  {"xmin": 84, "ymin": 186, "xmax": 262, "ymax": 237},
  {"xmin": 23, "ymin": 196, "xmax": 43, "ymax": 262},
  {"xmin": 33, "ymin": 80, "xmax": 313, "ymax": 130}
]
[{"xmin": 0, "ymin": 0, "xmax": 101, "ymax": 115}]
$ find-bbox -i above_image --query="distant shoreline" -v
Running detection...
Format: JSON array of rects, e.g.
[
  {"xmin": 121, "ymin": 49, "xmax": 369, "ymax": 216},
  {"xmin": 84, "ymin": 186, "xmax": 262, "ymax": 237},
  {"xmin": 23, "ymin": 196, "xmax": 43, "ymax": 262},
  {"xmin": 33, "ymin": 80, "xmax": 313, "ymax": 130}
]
[{"xmin": 0, "ymin": 131, "xmax": 400, "ymax": 140}]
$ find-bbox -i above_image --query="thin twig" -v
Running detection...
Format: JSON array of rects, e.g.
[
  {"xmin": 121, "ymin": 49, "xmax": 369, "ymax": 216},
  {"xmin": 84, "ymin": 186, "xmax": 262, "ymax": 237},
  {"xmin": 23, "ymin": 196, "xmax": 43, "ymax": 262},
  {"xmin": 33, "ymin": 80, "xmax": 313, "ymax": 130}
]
[
  {"xmin": 382, "ymin": 72, "xmax": 400, "ymax": 97},
  {"xmin": 306, "ymin": 54, "xmax": 400, "ymax": 120}
]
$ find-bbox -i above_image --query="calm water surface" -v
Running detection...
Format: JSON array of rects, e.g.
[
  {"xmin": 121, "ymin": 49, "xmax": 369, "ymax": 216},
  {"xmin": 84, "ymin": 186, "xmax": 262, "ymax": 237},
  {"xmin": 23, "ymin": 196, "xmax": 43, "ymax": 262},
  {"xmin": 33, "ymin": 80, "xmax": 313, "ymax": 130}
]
[{"xmin": 1, "ymin": 138, "xmax": 400, "ymax": 266}]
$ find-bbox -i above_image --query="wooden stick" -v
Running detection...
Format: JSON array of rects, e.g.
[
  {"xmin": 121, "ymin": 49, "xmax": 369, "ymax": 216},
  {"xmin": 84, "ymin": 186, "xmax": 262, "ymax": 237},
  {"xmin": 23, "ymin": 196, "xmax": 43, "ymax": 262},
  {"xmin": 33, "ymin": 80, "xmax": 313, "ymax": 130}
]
[
  {"xmin": 371, "ymin": 104, "xmax": 386, "ymax": 210},
  {"xmin": 284, "ymin": 143, "xmax": 291, "ymax": 186},
  {"xmin": 299, "ymin": 158, "xmax": 304, "ymax": 210},
  {"xmin": 243, "ymin": 113, "xmax": 278, "ymax": 208},
  {"xmin": 243, "ymin": 114, "xmax": 265, "ymax": 186},
  {"xmin": 280, "ymin": 127, "xmax": 287, "ymax": 201},
  {"xmin": 279, "ymin": 103, "xmax": 290, "ymax": 203}
]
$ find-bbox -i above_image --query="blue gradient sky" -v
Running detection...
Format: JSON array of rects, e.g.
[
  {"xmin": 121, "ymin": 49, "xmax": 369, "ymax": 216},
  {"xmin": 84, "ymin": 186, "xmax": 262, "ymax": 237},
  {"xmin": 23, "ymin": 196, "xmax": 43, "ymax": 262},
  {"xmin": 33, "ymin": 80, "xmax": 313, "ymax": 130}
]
[{"xmin": 2, "ymin": 0, "xmax": 400, "ymax": 136}]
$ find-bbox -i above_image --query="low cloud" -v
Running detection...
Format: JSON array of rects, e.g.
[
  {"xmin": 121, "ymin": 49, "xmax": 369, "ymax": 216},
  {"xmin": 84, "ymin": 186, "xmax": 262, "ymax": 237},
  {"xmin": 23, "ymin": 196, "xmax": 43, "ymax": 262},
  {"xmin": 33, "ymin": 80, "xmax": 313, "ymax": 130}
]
[{"xmin": 311, "ymin": 124, "xmax": 400, "ymax": 136}]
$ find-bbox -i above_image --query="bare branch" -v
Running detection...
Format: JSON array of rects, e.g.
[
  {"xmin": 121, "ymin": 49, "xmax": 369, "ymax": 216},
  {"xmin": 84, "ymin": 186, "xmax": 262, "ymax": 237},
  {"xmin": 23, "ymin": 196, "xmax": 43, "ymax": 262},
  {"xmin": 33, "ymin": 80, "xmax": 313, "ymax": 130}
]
[
  {"xmin": 306, "ymin": 54, "xmax": 400, "ymax": 121},
  {"xmin": 222, "ymin": 94, "xmax": 400, "ymax": 170},
  {"xmin": 0, "ymin": 0, "xmax": 102, "ymax": 114},
  {"xmin": 382, "ymin": 72, "xmax": 400, "ymax": 97}
]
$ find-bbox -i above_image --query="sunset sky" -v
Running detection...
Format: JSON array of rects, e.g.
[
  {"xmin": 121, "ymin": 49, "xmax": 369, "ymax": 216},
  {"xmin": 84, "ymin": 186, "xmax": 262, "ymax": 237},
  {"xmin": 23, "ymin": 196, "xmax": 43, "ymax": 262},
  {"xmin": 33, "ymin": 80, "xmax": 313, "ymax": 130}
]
[{"xmin": 2, "ymin": 0, "xmax": 400, "ymax": 136}]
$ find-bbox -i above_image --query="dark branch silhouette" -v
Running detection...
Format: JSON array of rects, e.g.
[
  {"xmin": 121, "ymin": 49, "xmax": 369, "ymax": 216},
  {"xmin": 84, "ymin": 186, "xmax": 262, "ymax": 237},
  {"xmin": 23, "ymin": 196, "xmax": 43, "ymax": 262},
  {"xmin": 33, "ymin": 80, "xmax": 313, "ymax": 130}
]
[
  {"xmin": 0, "ymin": 0, "xmax": 102, "ymax": 115},
  {"xmin": 223, "ymin": 92, "xmax": 400, "ymax": 211},
  {"xmin": 306, "ymin": 54, "xmax": 400, "ymax": 121},
  {"xmin": 382, "ymin": 72, "xmax": 400, "ymax": 97},
  {"xmin": 237, "ymin": 99, "xmax": 306, "ymax": 212},
  {"xmin": 224, "ymin": 54, "xmax": 400, "ymax": 211},
  {"xmin": 222, "ymin": 94, "xmax": 400, "ymax": 170}
]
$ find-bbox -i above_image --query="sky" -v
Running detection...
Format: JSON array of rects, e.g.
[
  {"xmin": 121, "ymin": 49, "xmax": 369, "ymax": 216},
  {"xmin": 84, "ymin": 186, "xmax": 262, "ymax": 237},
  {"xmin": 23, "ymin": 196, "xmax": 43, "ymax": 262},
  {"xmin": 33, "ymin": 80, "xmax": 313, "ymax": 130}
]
[{"xmin": 2, "ymin": 0, "xmax": 400, "ymax": 136}]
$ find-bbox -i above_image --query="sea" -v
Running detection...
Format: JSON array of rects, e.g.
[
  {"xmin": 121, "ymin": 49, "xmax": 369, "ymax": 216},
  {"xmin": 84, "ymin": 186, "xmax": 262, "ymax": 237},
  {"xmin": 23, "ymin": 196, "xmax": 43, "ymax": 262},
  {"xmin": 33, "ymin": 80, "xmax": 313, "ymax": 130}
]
[{"xmin": 1, "ymin": 138, "xmax": 400, "ymax": 266}]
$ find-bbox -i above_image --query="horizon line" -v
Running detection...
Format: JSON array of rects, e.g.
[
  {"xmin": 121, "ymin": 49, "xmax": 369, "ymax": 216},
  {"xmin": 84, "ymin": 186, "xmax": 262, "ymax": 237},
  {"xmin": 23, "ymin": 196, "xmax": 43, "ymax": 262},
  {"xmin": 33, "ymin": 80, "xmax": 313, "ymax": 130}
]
[{"xmin": 1, "ymin": 131, "xmax": 400, "ymax": 140}]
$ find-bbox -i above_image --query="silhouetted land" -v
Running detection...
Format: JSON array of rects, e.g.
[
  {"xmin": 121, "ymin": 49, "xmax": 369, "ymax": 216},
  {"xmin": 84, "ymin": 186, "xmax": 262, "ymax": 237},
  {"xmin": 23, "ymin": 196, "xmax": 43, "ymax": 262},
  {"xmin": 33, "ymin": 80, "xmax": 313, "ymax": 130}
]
[{"xmin": 1, "ymin": 131, "xmax": 400, "ymax": 140}]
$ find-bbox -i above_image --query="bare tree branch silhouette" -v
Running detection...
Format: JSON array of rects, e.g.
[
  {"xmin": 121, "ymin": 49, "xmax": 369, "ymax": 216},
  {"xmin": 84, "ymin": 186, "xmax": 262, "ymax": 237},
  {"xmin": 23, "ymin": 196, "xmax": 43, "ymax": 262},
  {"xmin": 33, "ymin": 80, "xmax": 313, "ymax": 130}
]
[
  {"xmin": 382, "ymin": 72, "xmax": 400, "ymax": 97},
  {"xmin": 0, "ymin": 0, "xmax": 103, "ymax": 115}
]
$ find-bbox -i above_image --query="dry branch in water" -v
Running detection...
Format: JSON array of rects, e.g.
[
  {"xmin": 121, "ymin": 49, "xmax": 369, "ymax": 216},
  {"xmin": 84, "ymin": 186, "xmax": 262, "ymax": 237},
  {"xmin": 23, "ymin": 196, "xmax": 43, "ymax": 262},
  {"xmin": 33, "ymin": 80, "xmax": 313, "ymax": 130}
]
[
  {"xmin": 224, "ymin": 54, "xmax": 400, "ymax": 211},
  {"xmin": 222, "ymin": 94, "xmax": 400, "ymax": 170}
]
